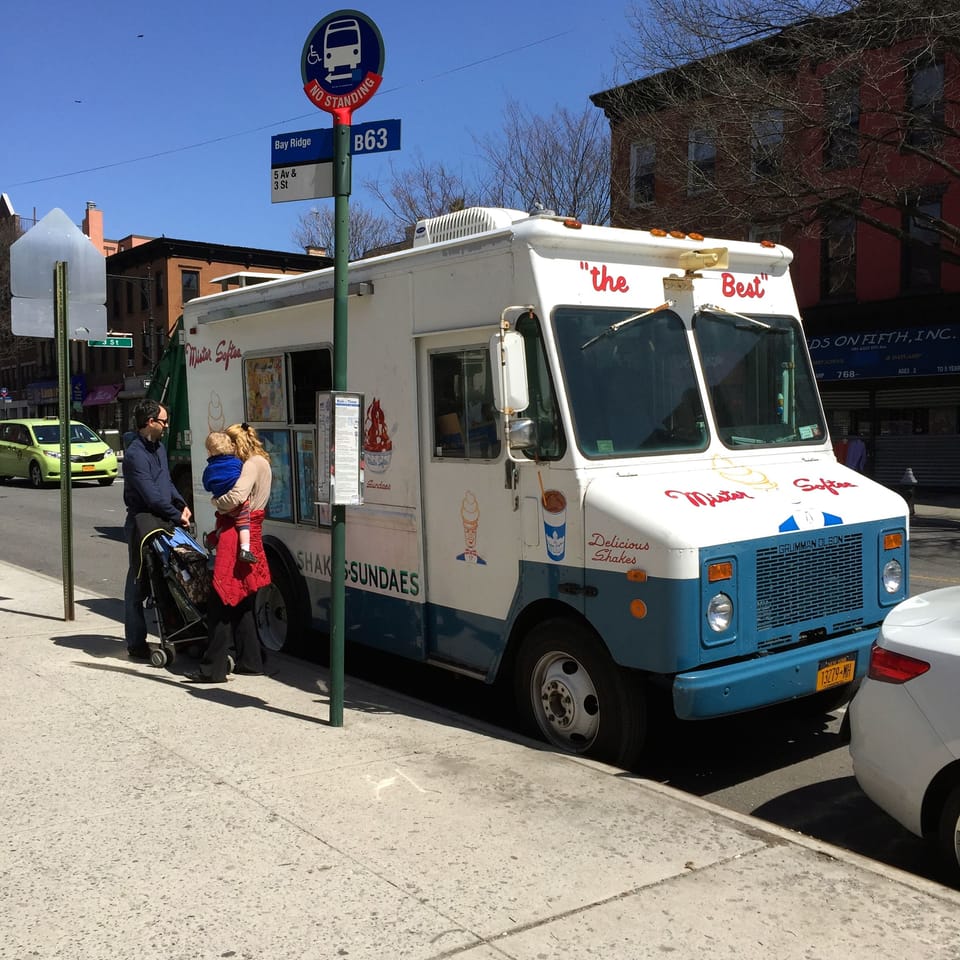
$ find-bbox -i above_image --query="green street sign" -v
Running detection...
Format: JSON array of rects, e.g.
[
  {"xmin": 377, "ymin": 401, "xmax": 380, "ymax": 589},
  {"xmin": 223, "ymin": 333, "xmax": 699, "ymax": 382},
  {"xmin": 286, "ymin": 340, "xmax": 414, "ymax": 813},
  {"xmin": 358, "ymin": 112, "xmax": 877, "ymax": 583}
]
[{"xmin": 88, "ymin": 335, "xmax": 133, "ymax": 348}]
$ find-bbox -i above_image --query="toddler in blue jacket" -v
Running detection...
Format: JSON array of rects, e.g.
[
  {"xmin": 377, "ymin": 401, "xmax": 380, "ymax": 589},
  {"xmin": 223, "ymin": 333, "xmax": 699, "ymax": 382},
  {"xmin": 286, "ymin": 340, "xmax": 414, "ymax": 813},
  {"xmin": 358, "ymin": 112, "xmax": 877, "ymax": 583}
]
[{"xmin": 201, "ymin": 431, "xmax": 257, "ymax": 564}]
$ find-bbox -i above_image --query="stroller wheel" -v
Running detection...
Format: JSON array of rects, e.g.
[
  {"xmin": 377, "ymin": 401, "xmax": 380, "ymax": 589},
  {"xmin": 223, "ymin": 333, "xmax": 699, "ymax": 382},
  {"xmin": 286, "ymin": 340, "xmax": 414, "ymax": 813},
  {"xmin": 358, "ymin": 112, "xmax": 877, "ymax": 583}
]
[
  {"xmin": 227, "ymin": 655, "xmax": 235, "ymax": 675},
  {"xmin": 149, "ymin": 648, "xmax": 168, "ymax": 668},
  {"xmin": 163, "ymin": 645, "xmax": 177, "ymax": 667}
]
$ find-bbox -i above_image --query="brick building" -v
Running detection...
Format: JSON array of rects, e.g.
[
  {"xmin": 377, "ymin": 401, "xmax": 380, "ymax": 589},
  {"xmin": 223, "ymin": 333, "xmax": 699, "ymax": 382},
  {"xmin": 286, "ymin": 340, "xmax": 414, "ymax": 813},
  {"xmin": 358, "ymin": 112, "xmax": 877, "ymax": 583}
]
[
  {"xmin": 592, "ymin": 8, "xmax": 960, "ymax": 486},
  {"xmin": 0, "ymin": 199, "xmax": 330, "ymax": 432}
]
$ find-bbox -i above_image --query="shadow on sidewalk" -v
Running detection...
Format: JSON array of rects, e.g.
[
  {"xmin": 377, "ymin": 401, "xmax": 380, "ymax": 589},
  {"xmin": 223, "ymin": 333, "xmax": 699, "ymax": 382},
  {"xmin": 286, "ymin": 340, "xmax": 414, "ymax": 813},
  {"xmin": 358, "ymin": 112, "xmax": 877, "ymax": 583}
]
[
  {"xmin": 70, "ymin": 659, "xmax": 330, "ymax": 726},
  {"xmin": 752, "ymin": 775, "xmax": 956, "ymax": 888},
  {"xmin": 51, "ymin": 629, "xmax": 505, "ymax": 742}
]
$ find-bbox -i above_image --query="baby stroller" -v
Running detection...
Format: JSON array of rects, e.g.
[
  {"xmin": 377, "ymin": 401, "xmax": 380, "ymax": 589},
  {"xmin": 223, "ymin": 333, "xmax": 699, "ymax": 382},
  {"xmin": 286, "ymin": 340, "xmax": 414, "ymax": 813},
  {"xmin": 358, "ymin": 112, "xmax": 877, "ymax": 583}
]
[{"xmin": 139, "ymin": 525, "xmax": 211, "ymax": 668}]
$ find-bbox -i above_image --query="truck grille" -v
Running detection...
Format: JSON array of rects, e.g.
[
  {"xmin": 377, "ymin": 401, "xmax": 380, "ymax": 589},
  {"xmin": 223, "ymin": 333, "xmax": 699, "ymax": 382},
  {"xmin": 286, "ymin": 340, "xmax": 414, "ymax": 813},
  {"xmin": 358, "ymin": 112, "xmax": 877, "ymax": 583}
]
[{"xmin": 756, "ymin": 533, "xmax": 863, "ymax": 631}]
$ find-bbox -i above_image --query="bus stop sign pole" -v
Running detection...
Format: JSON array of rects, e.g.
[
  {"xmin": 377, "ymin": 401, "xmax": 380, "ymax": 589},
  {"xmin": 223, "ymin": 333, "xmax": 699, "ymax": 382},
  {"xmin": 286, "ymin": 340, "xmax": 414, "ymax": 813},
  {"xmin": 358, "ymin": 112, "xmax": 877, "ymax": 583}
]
[
  {"xmin": 300, "ymin": 11, "xmax": 385, "ymax": 729},
  {"xmin": 330, "ymin": 111, "xmax": 351, "ymax": 728}
]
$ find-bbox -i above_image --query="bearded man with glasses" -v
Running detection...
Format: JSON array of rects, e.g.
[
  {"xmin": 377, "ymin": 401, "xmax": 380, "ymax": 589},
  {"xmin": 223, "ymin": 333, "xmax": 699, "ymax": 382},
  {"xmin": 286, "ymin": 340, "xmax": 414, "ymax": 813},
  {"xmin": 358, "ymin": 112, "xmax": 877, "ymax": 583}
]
[{"xmin": 122, "ymin": 398, "xmax": 192, "ymax": 659}]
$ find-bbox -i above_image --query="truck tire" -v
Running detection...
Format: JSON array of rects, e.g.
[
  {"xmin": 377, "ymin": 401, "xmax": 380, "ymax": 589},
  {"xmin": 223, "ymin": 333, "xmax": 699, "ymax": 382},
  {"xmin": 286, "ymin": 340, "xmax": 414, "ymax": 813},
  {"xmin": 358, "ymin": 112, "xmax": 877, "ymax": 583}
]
[
  {"xmin": 256, "ymin": 545, "xmax": 308, "ymax": 655},
  {"xmin": 514, "ymin": 618, "xmax": 646, "ymax": 767}
]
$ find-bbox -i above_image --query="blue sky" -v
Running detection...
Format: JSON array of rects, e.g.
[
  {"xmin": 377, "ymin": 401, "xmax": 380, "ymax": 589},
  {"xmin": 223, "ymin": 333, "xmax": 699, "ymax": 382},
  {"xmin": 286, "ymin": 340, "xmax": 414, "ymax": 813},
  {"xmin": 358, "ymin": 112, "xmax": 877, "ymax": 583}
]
[{"xmin": 2, "ymin": 1, "xmax": 634, "ymax": 254}]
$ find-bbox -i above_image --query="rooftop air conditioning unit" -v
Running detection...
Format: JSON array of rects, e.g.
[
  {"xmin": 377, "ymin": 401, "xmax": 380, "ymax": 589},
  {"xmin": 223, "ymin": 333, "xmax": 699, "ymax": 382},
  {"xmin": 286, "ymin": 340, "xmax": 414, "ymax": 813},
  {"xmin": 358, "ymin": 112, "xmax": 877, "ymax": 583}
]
[{"xmin": 412, "ymin": 207, "xmax": 527, "ymax": 248}]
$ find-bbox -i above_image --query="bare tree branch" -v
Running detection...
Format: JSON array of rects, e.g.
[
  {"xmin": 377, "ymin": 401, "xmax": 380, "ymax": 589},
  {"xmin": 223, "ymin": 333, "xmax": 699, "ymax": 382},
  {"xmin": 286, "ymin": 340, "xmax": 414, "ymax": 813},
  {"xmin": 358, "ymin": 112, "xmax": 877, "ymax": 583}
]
[
  {"xmin": 476, "ymin": 101, "xmax": 611, "ymax": 224},
  {"xmin": 291, "ymin": 202, "xmax": 400, "ymax": 261},
  {"xmin": 597, "ymin": 0, "xmax": 960, "ymax": 264}
]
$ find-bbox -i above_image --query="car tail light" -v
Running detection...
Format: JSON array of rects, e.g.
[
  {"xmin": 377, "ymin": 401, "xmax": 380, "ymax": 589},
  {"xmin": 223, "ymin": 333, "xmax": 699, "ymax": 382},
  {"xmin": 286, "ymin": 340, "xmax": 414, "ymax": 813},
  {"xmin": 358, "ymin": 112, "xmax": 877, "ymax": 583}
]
[{"xmin": 867, "ymin": 643, "xmax": 930, "ymax": 683}]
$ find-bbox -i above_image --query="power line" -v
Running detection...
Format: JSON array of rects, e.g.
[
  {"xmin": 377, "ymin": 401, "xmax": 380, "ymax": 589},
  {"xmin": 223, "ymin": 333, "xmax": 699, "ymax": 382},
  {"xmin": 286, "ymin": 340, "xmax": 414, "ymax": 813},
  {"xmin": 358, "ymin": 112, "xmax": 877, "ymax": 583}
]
[{"xmin": 9, "ymin": 27, "xmax": 583, "ymax": 189}]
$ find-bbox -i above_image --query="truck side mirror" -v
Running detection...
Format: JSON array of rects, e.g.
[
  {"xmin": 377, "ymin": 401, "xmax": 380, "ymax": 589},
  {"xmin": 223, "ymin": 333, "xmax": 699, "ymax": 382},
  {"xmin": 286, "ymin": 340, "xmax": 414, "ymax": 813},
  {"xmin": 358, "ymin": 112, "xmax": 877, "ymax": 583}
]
[
  {"xmin": 507, "ymin": 417, "xmax": 536, "ymax": 451},
  {"xmin": 490, "ymin": 329, "xmax": 529, "ymax": 414}
]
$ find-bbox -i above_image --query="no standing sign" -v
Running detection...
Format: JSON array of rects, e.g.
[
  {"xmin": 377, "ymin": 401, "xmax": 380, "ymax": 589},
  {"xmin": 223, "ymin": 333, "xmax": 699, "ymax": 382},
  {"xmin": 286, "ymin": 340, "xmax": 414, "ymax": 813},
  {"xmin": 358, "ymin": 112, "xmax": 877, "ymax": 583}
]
[{"xmin": 301, "ymin": 10, "xmax": 385, "ymax": 116}]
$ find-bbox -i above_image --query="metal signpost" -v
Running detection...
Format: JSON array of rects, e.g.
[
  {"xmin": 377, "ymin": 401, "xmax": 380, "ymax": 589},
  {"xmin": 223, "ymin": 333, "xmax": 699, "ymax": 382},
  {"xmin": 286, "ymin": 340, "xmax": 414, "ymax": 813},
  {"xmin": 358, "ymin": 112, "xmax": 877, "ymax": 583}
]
[
  {"xmin": 10, "ymin": 208, "xmax": 107, "ymax": 621},
  {"xmin": 300, "ymin": 10, "xmax": 385, "ymax": 727}
]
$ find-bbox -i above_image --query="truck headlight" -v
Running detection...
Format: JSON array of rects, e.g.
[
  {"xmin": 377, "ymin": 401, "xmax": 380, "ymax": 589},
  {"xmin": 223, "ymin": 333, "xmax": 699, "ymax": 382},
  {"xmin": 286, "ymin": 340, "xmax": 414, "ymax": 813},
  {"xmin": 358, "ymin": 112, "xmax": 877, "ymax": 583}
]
[
  {"xmin": 882, "ymin": 559, "xmax": 903, "ymax": 594},
  {"xmin": 707, "ymin": 592, "xmax": 733, "ymax": 632}
]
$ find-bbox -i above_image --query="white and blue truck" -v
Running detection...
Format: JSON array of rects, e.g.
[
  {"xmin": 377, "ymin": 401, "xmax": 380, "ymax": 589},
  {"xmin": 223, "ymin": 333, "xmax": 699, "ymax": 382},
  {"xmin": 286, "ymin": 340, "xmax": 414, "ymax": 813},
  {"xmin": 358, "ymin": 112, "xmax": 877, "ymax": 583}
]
[{"xmin": 182, "ymin": 207, "xmax": 909, "ymax": 764}]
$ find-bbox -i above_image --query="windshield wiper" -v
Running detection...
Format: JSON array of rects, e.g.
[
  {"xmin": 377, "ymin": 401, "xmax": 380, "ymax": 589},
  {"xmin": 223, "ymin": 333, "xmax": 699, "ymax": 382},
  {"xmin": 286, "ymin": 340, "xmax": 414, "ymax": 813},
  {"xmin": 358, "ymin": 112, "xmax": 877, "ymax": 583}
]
[
  {"xmin": 695, "ymin": 304, "xmax": 772, "ymax": 331},
  {"xmin": 580, "ymin": 300, "xmax": 676, "ymax": 350}
]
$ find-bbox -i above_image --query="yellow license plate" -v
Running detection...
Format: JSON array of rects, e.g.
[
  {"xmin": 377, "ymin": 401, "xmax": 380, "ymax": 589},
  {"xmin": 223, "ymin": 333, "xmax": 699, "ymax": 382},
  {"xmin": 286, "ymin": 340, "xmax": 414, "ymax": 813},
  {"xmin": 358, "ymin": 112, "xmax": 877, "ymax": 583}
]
[
  {"xmin": 81, "ymin": 464, "xmax": 95, "ymax": 472},
  {"xmin": 816, "ymin": 655, "xmax": 856, "ymax": 691}
]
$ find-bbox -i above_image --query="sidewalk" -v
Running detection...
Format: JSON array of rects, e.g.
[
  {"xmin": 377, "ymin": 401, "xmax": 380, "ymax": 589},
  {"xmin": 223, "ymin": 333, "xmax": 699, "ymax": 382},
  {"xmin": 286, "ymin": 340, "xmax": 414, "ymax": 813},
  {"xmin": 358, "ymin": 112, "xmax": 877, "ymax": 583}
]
[{"xmin": 2, "ymin": 560, "xmax": 960, "ymax": 960}]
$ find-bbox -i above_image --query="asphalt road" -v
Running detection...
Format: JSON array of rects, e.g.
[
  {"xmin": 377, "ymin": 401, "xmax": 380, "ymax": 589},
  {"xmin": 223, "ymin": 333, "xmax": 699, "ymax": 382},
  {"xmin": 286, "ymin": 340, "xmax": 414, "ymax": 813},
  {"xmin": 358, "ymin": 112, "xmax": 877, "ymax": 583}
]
[{"xmin": 3, "ymin": 476, "xmax": 959, "ymax": 889}]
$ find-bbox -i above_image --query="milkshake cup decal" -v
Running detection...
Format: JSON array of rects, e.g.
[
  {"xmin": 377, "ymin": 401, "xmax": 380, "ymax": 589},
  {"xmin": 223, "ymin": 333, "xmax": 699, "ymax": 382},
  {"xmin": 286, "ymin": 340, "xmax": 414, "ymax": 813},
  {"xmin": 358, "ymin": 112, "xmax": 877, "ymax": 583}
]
[{"xmin": 542, "ymin": 489, "xmax": 567, "ymax": 562}]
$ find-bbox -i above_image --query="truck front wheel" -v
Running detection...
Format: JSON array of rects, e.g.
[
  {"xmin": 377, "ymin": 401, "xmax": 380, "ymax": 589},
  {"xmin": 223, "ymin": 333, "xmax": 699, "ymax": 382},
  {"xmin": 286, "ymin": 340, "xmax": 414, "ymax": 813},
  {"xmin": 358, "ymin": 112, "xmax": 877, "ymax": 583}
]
[{"xmin": 514, "ymin": 618, "xmax": 646, "ymax": 767}]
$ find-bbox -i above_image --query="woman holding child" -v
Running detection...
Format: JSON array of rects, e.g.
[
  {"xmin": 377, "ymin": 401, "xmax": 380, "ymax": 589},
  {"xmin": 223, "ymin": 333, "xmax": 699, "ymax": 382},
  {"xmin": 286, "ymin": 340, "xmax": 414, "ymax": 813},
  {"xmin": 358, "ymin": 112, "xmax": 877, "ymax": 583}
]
[{"xmin": 185, "ymin": 422, "xmax": 273, "ymax": 684}]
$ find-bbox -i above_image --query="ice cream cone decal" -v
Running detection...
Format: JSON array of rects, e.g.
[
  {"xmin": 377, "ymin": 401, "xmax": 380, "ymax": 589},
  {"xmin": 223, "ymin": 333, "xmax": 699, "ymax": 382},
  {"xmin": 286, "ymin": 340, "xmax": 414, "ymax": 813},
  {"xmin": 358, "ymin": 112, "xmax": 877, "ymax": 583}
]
[{"xmin": 457, "ymin": 490, "xmax": 486, "ymax": 564}]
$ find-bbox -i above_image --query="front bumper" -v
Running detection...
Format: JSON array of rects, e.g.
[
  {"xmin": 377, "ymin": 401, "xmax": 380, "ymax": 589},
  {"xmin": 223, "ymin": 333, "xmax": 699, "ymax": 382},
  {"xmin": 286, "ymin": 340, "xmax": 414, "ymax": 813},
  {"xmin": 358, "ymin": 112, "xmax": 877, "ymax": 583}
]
[{"xmin": 672, "ymin": 629, "xmax": 877, "ymax": 720}]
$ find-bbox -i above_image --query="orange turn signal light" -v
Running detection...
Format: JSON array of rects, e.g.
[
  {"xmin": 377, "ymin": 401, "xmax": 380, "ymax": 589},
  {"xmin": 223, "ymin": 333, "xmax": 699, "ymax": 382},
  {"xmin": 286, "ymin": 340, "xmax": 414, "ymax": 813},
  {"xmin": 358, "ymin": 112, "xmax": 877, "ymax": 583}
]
[
  {"xmin": 626, "ymin": 569, "xmax": 647, "ymax": 583},
  {"xmin": 708, "ymin": 561, "xmax": 733, "ymax": 582},
  {"xmin": 884, "ymin": 533, "xmax": 903, "ymax": 550}
]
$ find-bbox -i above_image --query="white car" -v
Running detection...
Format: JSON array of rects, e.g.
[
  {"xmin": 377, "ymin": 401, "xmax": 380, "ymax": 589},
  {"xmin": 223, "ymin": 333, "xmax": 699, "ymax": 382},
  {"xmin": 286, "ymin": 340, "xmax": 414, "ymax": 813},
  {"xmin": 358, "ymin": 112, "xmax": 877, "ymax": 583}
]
[{"xmin": 849, "ymin": 586, "xmax": 960, "ymax": 881}]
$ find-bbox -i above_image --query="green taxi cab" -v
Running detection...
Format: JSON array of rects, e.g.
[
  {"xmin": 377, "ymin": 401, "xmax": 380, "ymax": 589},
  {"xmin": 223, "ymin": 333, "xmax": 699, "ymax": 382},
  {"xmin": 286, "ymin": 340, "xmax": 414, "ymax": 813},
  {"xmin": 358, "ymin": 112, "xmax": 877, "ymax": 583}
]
[{"xmin": 0, "ymin": 418, "xmax": 119, "ymax": 488}]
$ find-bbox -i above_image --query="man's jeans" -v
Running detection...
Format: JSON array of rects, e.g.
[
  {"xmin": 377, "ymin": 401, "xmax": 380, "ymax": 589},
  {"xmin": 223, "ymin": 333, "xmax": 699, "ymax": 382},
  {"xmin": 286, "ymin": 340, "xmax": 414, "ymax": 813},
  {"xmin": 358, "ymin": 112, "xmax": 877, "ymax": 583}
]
[{"xmin": 124, "ymin": 513, "xmax": 148, "ymax": 651}]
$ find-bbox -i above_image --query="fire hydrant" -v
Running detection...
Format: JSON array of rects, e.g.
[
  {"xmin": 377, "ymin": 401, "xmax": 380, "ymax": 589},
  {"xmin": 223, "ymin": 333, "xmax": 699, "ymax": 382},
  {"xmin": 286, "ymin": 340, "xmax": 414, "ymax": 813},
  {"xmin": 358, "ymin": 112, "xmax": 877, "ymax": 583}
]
[{"xmin": 900, "ymin": 467, "xmax": 918, "ymax": 518}]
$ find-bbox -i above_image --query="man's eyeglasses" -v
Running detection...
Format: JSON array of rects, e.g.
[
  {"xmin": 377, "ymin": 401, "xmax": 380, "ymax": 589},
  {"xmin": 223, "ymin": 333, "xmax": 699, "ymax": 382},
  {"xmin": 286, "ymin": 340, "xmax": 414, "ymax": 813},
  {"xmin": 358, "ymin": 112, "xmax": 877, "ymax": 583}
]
[{"xmin": 153, "ymin": 416, "xmax": 169, "ymax": 426}]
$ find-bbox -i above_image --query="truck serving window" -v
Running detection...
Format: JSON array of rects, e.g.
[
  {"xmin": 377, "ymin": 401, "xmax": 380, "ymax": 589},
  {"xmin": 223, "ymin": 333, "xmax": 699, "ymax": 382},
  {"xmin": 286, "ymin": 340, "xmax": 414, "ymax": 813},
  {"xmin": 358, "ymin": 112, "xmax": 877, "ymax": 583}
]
[
  {"xmin": 694, "ymin": 310, "xmax": 825, "ymax": 447},
  {"xmin": 243, "ymin": 347, "xmax": 332, "ymax": 525},
  {"xmin": 554, "ymin": 306, "xmax": 707, "ymax": 458}
]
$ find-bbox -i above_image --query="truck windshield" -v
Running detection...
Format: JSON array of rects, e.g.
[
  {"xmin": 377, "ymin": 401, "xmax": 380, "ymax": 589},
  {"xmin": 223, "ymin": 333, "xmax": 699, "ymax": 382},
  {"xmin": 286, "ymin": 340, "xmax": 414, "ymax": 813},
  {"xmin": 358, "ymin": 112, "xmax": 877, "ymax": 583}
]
[
  {"xmin": 554, "ymin": 306, "xmax": 707, "ymax": 458},
  {"xmin": 694, "ymin": 309, "xmax": 825, "ymax": 447}
]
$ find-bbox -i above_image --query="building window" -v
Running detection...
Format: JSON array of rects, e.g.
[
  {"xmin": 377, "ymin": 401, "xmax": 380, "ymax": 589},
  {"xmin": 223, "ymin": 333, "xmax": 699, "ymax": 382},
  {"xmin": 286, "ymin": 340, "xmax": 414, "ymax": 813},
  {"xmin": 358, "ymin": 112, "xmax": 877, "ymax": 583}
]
[
  {"xmin": 906, "ymin": 52, "xmax": 944, "ymax": 147},
  {"xmin": 125, "ymin": 280, "xmax": 133, "ymax": 315},
  {"xmin": 751, "ymin": 109, "xmax": 784, "ymax": 180},
  {"xmin": 181, "ymin": 270, "xmax": 200, "ymax": 304},
  {"xmin": 687, "ymin": 128, "xmax": 716, "ymax": 195},
  {"xmin": 902, "ymin": 194, "xmax": 942, "ymax": 291},
  {"xmin": 155, "ymin": 271, "xmax": 164, "ymax": 307},
  {"xmin": 748, "ymin": 224, "xmax": 782, "ymax": 245},
  {"xmin": 139, "ymin": 277, "xmax": 149, "ymax": 312},
  {"xmin": 822, "ymin": 216, "xmax": 857, "ymax": 300},
  {"xmin": 824, "ymin": 83, "xmax": 860, "ymax": 169},
  {"xmin": 629, "ymin": 140, "xmax": 655, "ymax": 207}
]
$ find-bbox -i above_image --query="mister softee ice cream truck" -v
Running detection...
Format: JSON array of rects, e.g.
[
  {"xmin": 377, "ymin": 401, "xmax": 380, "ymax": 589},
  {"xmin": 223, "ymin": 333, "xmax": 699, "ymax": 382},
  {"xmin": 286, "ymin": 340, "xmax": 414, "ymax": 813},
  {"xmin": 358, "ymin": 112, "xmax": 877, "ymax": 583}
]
[{"xmin": 182, "ymin": 207, "xmax": 908, "ymax": 764}]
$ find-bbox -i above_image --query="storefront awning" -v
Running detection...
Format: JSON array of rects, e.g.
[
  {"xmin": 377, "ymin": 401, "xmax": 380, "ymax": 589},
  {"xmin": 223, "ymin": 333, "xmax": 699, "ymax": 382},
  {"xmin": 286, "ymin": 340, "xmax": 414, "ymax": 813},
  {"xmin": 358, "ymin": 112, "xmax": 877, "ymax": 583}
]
[{"xmin": 82, "ymin": 383, "xmax": 122, "ymax": 406}]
